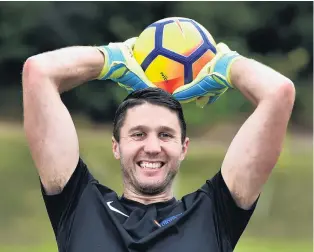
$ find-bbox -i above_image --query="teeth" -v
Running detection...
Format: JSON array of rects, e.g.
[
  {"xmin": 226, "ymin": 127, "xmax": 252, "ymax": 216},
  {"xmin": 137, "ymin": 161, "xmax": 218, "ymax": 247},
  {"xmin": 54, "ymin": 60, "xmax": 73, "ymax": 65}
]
[{"xmin": 139, "ymin": 162, "xmax": 163, "ymax": 169}]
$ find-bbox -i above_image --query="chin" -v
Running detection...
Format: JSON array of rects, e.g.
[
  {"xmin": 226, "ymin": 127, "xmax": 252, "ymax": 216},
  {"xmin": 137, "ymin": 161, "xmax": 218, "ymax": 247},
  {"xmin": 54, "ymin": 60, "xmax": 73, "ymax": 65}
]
[
  {"xmin": 126, "ymin": 165, "xmax": 178, "ymax": 195},
  {"xmin": 137, "ymin": 183, "xmax": 167, "ymax": 195},
  {"xmin": 134, "ymin": 178, "xmax": 168, "ymax": 195}
]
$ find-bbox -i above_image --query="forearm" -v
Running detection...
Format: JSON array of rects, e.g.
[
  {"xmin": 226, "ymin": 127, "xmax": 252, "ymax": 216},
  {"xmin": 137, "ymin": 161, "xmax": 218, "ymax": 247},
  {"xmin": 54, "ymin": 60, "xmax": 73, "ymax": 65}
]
[
  {"xmin": 230, "ymin": 57, "xmax": 295, "ymax": 106},
  {"xmin": 25, "ymin": 46, "xmax": 104, "ymax": 93}
]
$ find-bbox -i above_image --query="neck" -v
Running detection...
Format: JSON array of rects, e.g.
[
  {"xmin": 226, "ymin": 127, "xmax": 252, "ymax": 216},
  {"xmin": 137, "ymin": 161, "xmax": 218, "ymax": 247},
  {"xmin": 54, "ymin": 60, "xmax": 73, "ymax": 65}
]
[{"xmin": 123, "ymin": 186, "xmax": 174, "ymax": 205}]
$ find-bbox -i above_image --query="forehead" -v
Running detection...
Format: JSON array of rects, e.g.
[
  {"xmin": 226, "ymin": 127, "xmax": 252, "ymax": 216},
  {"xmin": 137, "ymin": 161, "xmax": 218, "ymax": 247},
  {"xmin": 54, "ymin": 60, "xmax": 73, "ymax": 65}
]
[{"xmin": 122, "ymin": 103, "xmax": 181, "ymax": 131}]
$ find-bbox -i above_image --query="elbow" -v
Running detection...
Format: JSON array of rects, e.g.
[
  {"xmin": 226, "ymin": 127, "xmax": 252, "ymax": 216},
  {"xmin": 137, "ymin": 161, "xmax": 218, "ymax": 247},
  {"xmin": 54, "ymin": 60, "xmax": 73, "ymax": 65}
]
[
  {"xmin": 279, "ymin": 79, "xmax": 296, "ymax": 107},
  {"xmin": 22, "ymin": 55, "xmax": 49, "ymax": 88},
  {"xmin": 267, "ymin": 78, "xmax": 296, "ymax": 108}
]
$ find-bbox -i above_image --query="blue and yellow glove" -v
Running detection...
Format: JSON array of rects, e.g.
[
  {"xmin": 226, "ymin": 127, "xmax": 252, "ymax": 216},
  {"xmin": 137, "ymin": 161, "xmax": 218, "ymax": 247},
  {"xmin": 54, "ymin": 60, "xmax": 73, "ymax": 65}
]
[
  {"xmin": 96, "ymin": 37, "xmax": 155, "ymax": 93},
  {"xmin": 172, "ymin": 43, "xmax": 242, "ymax": 108}
]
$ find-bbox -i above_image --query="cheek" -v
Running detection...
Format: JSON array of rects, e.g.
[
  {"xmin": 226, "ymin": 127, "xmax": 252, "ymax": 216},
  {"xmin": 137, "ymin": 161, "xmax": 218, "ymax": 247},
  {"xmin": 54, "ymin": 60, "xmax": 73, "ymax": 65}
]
[
  {"xmin": 164, "ymin": 143, "xmax": 184, "ymax": 158},
  {"xmin": 119, "ymin": 142, "xmax": 141, "ymax": 161}
]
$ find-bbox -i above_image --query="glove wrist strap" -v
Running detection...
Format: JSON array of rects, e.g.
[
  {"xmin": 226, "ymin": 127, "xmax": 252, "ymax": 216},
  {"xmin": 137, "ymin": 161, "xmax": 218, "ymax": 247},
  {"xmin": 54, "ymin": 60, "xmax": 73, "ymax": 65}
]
[
  {"xmin": 96, "ymin": 46, "xmax": 111, "ymax": 80},
  {"xmin": 212, "ymin": 51, "xmax": 242, "ymax": 88}
]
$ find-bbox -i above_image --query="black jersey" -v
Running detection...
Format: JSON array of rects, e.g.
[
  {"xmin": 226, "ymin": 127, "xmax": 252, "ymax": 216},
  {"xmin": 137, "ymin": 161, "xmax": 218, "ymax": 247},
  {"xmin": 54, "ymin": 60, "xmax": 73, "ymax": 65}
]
[{"xmin": 41, "ymin": 158, "xmax": 257, "ymax": 252}]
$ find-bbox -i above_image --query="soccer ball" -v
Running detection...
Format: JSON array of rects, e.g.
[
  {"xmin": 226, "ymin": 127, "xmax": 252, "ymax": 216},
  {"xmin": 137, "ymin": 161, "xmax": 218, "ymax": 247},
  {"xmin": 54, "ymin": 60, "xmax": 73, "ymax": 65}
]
[{"xmin": 133, "ymin": 17, "xmax": 217, "ymax": 94}]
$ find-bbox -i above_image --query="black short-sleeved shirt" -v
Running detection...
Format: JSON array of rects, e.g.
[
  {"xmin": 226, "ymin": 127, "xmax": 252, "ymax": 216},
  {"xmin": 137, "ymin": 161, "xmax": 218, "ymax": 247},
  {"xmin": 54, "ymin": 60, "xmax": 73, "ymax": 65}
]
[{"xmin": 41, "ymin": 158, "xmax": 257, "ymax": 252}]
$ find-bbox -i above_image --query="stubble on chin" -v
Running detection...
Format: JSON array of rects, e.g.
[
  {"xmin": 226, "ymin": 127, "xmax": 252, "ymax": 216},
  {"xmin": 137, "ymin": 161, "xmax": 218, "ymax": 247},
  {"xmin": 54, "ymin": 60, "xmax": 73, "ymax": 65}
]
[{"xmin": 120, "ymin": 161, "xmax": 179, "ymax": 196}]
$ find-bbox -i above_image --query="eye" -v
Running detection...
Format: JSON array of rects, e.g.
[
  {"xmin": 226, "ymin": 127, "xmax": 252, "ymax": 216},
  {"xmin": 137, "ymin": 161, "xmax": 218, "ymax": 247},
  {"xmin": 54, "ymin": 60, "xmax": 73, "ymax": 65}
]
[
  {"xmin": 159, "ymin": 132, "xmax": 173, "ymax": 139},
  {"xmin": 131, "ymin": 132, "xmax": 146, "ymax": 140}
]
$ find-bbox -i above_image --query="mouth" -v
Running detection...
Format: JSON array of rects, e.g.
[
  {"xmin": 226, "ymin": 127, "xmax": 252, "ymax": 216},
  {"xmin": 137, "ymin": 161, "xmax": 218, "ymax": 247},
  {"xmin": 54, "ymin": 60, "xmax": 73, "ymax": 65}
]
[{"xmin": 136, "ymin": 161, "xmax": 165, "ymax": 169}]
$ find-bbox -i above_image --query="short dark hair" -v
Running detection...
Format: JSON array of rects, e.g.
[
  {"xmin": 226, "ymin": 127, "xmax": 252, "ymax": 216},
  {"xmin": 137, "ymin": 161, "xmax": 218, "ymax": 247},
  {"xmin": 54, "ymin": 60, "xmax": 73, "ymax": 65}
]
[{"xmin": 113, "ymin": 88, "xmax": 187, "ymax": 143}]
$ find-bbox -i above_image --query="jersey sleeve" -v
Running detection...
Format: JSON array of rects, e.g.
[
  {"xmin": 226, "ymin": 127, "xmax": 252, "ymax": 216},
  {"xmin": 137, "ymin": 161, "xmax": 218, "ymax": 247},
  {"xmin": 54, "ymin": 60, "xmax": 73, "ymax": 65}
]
[
  {"xmin": 40, "ymin": 158, "xmax": 96, "ymax": 236},
  {"xmin": 200, "ymin": 170, "xmax": 258, "ymax": 249}
]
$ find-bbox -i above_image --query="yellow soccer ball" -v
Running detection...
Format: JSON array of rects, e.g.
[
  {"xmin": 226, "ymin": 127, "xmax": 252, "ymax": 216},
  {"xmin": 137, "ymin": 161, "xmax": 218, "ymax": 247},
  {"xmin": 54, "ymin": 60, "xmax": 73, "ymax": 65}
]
[{"xmin": 133, "ymin": 17, "xmax": 217, "ymax": 94}]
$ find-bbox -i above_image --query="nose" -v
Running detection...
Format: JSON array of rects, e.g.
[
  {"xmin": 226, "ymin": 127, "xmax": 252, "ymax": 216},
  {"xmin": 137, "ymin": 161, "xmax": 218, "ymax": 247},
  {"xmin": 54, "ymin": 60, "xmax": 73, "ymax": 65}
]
[{"xmin": 143, "ymin": 135, "xmax": 161, "ymax": 154}]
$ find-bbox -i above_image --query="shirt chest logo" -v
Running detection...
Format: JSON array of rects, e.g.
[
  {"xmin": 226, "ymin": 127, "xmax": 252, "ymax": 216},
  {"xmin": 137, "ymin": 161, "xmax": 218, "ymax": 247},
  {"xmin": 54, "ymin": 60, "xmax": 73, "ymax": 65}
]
[
  {"xmin": 159, "ymin": 213, "xmax": 183, "ymax": 227},
  {"xmin": 106, "ymin": 201, "xmax": 129, "ymax": 217}
]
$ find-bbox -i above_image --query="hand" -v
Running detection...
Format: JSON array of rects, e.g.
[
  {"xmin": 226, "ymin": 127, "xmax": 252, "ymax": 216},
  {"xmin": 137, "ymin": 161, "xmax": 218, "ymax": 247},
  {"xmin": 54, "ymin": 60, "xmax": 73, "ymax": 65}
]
[
  {"xmin": 96, "ymin": 37, "xmax": 155, "ymax": 93},
  {"xmin": 172, "ymin": 43, "xmax": 242, "ymax": 108}
]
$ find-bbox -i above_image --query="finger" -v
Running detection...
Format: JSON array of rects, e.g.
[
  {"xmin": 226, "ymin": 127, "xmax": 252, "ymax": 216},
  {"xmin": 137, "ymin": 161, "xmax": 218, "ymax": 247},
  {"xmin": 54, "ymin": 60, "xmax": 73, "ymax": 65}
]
[
  {"xmin": 117, "ymin": 82, "xmax": 134, "ymax": 93},
  {"xmin": 196, "ymin": 88, "xmax": 227, "ymax": 108},
  {"xmin": 172, "ymin": 76, "xmax": 227, "ymax": 101},
  {"xmin": 208, "ymin": 88, "xmax": 228, "ymax": 104},
  {"xmin": 207, "ymin": 95, "xmax": 221, "ymax": 104},
  {"xmin": 124, "ymin": 37, "xmax": 138, "ymax": 50},
  {"xmin": 117, "ymin": 71, "xmax": 152, "ymax": 91},
  {"xmin": 216, "ymin": 43, "xmax": 231, "ymax": 53},
  {"xmin": 211, "ymin": 73, "xmax": 230, "ymax": 88},
  {"xmin": 120, "ymin": 49, "xmax": 156, "ymax": 88}
]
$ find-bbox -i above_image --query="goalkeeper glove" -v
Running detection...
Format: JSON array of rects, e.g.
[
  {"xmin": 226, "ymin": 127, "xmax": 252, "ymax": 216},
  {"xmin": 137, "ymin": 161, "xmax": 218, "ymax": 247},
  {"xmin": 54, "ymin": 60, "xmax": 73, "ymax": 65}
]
[
  {"xmin": 96, "ymin": 37, "xmax": 155, "ymax": 93},
  {"xmin": 172, "ymin": 43, "xmax": 242, "ymax": 108}
]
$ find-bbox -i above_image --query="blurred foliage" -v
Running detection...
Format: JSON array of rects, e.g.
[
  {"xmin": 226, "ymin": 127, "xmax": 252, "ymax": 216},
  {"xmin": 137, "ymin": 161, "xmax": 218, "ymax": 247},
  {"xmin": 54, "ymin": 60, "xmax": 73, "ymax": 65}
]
[{"xmin": 0, "ymin": 2, "xmax": 312, "ymax": 128}]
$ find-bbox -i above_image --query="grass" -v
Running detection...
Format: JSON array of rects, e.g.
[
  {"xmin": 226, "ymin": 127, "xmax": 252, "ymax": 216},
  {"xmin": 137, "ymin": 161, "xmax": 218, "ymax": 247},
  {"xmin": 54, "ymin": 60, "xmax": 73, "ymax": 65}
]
[
  {"xmin": 235, "ymin": 238, "xmax": 312, "ymax": 252},
  {"xmin": 1, "ymin": 238, "xmax": 312, "ymax": 252}
]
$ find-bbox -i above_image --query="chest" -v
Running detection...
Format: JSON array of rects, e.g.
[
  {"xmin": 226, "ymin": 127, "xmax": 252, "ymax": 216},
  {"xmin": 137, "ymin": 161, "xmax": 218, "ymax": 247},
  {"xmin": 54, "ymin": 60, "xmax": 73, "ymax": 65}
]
[{"xmin": 58, "ymin": 188, "xmax": 227, "ymax": 252}]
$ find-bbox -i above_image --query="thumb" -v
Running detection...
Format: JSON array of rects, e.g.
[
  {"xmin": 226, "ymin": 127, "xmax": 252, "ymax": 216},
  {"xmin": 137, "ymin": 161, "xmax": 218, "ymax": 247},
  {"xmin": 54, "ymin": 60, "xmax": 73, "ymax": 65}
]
[
  {"xmin": 216, "ymin": 43, "xmax": 231, "ymax": 54},
  {"xmin": 172, "ymin": 82, "xmax": 207, "ymax": 102},
  {"xmin": 124, "ymin": 37, "xmax": 138, "ymax": 50}
]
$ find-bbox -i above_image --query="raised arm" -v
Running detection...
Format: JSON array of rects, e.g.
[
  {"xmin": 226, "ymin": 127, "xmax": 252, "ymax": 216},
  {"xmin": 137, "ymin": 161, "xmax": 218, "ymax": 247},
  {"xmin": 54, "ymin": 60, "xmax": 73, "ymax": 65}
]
[
  {"xmin": 22, "ymin": 38, "xmax": 155, "ymax": 195},
  {"xmin": 221, "ymin": 57, "xmax": 295, "ymax": 209},
  {"xmin": 22, "ymin": 46, "xmax": 104, "ymax": 195}
]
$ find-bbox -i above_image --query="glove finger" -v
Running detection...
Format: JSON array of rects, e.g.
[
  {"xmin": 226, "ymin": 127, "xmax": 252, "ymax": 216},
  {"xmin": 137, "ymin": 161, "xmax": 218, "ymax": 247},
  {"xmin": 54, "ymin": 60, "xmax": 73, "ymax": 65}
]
[
  {"xmin": 105, "ymin": 38, "xmax": 155, "ymax": 90},
  {"xmin": 207, "ymin": 94, "xmax": 221, "ymax": 104},
  {"xmin": 117, "ymin": 70, "xmax": 153, "ymax": 91},
  {"xmin": 211, "ymin": 73, "xmax": 230, "ymax": 88},
  {"xmin": 124, "ymin": 37, "xmax": 138, "ymax": 50},
  {"xmin": 117, "ymin": 82, "xmax": 134, "ymax": 93},
  {"xmin": 208, "ymin": 87, "xmax": 228, "ymax": 104},
  {"xmin": 118, "ymin": 41, "xmax": 155, "ymax": 88},
  {"xmin": 216, "ymin": 43, "xmax": 231, "ymax": 54},
  {"xmin": 196, "ymin": 86, "xmax": 228, "ymax": 108},
  {"xmin": 173, "ymin": 76, "xmax": 227, "ymax": 101}
]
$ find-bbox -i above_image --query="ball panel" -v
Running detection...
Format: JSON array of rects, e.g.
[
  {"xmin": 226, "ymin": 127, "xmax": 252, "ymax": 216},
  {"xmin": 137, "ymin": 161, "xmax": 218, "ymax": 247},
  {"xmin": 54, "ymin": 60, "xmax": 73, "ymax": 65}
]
[
  {"xmin": 162, "ymin": 21, "xmax": 203, "ymax": 57},
  {"xmin": 192, "ymin": 50, "xmax": 216, "ymax": 79},
  {"xmin": 145, "ymin": 55, "xmax": 184, "ymax": 94},
  {"xmin": 133, "ymin": 26, "xmax": 156, "ymax": 65},
  {"xmin": 154, "ymin": 76, "xmax": 184, "ymax": 94},
  {"xmin": 193, "ymin": 21, "xmax": 217, "ymax": 51},
  {"xmin": 154, "ymin": 17, "xmax": 191, "ymax": 24}
]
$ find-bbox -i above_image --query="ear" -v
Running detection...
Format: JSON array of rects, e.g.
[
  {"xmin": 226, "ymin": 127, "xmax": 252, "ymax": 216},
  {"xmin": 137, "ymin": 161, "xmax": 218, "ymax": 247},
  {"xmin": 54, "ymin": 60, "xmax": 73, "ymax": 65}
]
[
  {"xmin": 179, "ymin": 137, "xmax": 190, "ymax": 161},
  {"xmin": 112, "ymin": 136, "xmax": 121, "ymax": 160}
]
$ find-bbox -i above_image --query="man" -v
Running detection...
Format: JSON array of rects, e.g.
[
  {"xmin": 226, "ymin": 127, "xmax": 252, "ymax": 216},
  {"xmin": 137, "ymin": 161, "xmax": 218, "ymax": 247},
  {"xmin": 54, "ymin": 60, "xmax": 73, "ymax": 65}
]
[{"xmin": 22, "ymin": 33, "xmax": 295, "ymax": 252}]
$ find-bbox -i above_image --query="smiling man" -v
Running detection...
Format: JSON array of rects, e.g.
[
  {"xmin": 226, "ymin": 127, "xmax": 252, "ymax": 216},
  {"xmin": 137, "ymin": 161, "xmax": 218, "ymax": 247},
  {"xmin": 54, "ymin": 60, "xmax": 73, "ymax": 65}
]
[
  {"xmin": 22, "ymin": 36, "xmax": 295, "ymax": 252},
  {"xmin": 113, "ymin": 93, "xmax": 189, "ymax": 203}
]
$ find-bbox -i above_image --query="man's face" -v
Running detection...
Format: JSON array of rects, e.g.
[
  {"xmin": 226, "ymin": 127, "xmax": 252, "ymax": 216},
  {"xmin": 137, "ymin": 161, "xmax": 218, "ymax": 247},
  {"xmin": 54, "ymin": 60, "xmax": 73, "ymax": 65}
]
[{"xmin": 112, "ymin": 103, "xmax": 189, "ymax": 195}]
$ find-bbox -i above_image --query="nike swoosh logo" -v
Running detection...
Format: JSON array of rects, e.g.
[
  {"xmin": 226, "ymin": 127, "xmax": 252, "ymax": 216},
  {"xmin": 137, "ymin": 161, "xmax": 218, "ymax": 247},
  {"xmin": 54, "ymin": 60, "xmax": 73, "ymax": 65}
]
[{"xmin": 106, "ymin": 201, "xmax": 129, "ymax": 217}]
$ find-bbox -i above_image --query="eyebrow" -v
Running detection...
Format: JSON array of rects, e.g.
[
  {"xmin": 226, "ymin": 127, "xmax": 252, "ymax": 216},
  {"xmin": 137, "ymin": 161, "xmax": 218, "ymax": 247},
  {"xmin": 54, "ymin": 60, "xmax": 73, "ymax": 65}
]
[{"xmin": 128, "ymin": 125, "xmax": 177, "ymax": 134}]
